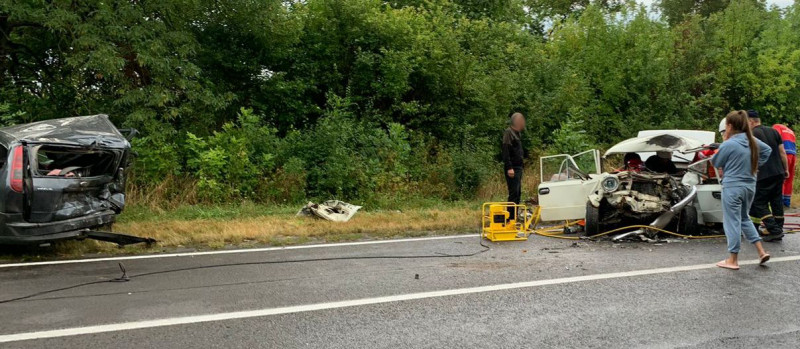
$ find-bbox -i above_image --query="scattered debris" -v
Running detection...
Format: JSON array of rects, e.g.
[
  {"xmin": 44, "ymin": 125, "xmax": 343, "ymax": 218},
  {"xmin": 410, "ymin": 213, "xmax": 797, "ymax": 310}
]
[{"xmin": 297, "ymin": 200, "xmax": 362, "ymax": 222}]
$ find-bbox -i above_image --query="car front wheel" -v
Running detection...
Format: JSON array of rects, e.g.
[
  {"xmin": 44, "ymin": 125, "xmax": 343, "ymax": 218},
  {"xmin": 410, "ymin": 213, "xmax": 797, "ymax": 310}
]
[
  {"xmin": 678, "ymin": 205, "xmax": 699, "ymax": 236},
  {"xmin": 585, "ymin": 201, "xmax": 601, "ymax": 236}
]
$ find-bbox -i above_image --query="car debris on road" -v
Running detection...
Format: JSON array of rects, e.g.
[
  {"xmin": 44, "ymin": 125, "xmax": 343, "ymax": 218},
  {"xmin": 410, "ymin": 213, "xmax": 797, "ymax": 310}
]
[{"xmin": 297, "ymin": 200, "xmax": 362, "ymax": 222}]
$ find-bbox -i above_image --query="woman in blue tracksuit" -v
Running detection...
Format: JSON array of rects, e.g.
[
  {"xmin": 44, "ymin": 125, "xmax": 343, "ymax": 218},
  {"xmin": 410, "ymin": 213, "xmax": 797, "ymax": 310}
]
[{"xmin": 711, "ymin": 110, "xmax": 773, "ymax": 270}]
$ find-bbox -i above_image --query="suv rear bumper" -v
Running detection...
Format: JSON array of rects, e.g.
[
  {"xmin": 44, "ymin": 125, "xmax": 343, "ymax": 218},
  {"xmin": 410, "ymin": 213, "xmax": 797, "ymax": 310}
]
[{"xmin": 0, "ymin": 210, "xmax": 116, "ymax": 244}]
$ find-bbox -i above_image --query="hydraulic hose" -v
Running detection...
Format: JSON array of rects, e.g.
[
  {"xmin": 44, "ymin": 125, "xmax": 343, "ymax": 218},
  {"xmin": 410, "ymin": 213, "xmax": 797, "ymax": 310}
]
[
  {"xmin": 530, "ymin": 221, "xmax": 725, "ymax": 240},
  {"xmin": 531, "ymin": 222, "xmax": 799, "ymax": 241}
]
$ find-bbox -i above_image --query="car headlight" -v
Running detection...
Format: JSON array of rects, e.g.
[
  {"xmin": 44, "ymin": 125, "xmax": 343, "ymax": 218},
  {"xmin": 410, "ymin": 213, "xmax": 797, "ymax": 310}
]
[{"xmin": 601, "ymin": 176, "xmax": 620, "ymax": 192}]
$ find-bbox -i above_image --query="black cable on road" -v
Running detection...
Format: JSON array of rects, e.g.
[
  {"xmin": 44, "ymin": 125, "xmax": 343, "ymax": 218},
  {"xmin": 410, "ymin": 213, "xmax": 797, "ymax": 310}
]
[{"xmin": 0, "ymin": 235, "xmax": 490, "ymax": 304}]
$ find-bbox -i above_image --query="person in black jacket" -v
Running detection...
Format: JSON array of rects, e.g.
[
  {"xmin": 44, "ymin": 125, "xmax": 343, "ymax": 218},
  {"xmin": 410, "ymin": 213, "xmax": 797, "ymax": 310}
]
[
  {"xmin": 747, "ymin": 110, "xmax": 790, "ymax": 241},
  {"xmin": 502, "ymin": 113, "xmax": 526, "ymax": 220}
]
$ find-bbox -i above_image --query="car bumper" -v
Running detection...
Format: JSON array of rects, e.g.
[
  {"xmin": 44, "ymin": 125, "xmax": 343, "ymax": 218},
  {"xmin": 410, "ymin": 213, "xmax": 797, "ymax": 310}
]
[{"xmin": 0, "ymin": 210, "xmax": 117, "ymax": 244}]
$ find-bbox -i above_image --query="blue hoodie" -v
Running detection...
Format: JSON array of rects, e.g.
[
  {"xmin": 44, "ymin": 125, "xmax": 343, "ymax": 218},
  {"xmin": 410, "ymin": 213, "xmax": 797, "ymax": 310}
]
[{"xmin": 711, "ymin": 133, "xmax": 772, "ymax": 188}]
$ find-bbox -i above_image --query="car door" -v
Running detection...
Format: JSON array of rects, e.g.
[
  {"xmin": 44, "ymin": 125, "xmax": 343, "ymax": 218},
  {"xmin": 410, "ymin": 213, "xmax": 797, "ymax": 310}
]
[
  {"xmin": 687, "ymin": 158, "xmax": 723, "ymax": 224},
  {"xmin": 538, "ymin": 150, "xmax": 601, "ymax": 221}
]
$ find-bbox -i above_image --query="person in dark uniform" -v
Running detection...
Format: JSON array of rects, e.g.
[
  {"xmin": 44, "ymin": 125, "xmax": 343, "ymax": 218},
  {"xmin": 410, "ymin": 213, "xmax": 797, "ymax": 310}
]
[
  {"xmin": 748, "ymin": 110, "xmax": 790, "ymax": 241},
  {"xmin": 502, "ymin": 113, "xmax": 525, "ymax": 220},
  {"xmin": 645, "ymin": 151, "xmax": 679, "ymax": 174}
]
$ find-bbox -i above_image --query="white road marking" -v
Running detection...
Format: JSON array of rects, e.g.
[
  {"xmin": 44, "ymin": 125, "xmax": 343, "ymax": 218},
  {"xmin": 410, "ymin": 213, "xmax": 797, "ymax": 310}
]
[
  {"xmin": 2, "ymin": 255, "xmax": 798, "ymax": 343},
  {"xmin": 0, "ymin": 234, "xmax": 480, "ymax": 269}
]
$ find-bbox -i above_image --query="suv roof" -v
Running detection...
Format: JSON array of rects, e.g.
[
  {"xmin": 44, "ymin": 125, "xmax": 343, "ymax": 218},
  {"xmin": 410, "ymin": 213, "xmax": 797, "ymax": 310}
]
[{"xmin": 0, "ymin": 114, "xmax": 129, "ymax": 149}]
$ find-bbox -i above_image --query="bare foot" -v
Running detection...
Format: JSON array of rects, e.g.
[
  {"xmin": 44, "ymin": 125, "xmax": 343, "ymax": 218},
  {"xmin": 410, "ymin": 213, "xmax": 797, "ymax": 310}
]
[
  {"xmin": 716, "ymin": 260, "xmax": 740, "ymax": 270},
  {"xmin": 759, "ymin": 253, "xmax": 771, "ymax": 265}
]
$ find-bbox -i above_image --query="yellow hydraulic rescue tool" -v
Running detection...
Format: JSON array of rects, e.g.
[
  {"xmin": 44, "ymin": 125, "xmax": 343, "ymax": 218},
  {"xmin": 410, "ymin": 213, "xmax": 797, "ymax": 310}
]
[{"xmin": 481, "ymin": 202, "xmax": 538, "ymax": 242}]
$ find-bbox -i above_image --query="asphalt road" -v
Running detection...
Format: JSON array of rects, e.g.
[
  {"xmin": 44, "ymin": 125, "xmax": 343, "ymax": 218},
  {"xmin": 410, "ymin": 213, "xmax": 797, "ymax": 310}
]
[{"xmin": 1, "ymin": 232, "xmax": 800, "ymax": 348}]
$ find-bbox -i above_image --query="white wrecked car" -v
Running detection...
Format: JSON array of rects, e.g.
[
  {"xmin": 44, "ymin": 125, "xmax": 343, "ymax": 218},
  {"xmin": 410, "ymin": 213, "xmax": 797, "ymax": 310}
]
[{"xmin": 537, "ymin": 131, "xmax": 723, "ymax": 240}]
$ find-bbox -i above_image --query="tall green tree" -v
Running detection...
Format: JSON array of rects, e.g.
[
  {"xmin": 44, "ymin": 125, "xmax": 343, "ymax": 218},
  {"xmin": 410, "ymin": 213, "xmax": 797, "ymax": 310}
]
[
  {"xmin": 0, "ymin": 0, "xmax": 231, "ymax": 136},
  {"xmin": 2, "ymin": 0, "xmax": 799, "ymax": 203},
  {"xmin": 657, "ymin": 0, "xmax": 768, "ymax": 26}
]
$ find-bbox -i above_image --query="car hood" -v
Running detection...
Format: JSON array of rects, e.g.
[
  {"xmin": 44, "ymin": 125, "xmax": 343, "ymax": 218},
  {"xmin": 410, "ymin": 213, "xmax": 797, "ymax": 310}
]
[{"xmin": 604, "ymin": 134, "xmax": 705, "ymax": 157}]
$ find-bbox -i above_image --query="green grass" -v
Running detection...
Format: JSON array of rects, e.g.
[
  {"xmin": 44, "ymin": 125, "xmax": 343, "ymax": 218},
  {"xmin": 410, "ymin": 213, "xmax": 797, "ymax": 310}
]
[
  {"xmin": 117, "ymin": 202, "xmax": 299, "ymax": 223},
  {"xmin": 117, "ymin": 199, "xmax": 479, "ymax": 224},
  {"xmin": 0, "ymin": 200, "xmax": 482, "ymax": 262}
]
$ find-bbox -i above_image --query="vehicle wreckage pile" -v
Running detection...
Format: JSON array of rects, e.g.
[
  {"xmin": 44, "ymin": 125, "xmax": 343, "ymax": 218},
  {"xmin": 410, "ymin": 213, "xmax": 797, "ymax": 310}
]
[
  {"xmin": 591, "ymin": 172, "xmax": 679, "ymax": 219},
  {"xmin": 297, "ymin": 200, "xmax": 362, "ymax": 222},
  {"xmin": 537, "ymin": 131, "xmax": 723, "ymax": 241}
]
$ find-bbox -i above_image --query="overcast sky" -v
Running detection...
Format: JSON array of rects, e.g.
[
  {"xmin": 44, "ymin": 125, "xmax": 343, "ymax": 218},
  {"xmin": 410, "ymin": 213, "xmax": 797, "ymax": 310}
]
[
  {"xmin": 769, "ymin": 0, "xmax": 796, "ymax": 6},
  {"xmin": 638, "ymin": 0, "xmax": 795, "ymax": 8}
]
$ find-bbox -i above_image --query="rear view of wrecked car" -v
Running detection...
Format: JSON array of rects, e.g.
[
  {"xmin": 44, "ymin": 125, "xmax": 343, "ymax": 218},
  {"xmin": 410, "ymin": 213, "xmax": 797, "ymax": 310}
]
[{"xmin": 0, "ymin": 115, "xmax": 133, "ymax": 244}]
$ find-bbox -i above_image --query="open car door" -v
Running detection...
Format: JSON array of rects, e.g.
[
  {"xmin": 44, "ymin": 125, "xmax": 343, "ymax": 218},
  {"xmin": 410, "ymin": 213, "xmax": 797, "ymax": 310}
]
[{"xmin": 537, "ymin": 149, "xmax": 601, "ymax": 221}]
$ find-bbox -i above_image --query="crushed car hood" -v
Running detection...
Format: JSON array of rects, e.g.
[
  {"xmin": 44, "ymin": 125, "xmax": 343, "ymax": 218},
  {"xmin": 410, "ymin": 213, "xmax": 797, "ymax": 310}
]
[
  {"xmin": 604, "ymin": 134, "xmax": 704, "ymax": 157},
  {"xmin": 0, "ymin": 114, "xmax": 129, "ymax": 149}
]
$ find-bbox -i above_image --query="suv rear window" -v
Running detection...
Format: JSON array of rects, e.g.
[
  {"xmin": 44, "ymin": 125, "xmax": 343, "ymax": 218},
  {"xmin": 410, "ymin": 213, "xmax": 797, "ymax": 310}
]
[
  {"xmin": 33, "ymin": 145, "xmax": 117, "ymax": 178},
  {"xmin": 0, "ymin": 145, "xmax": 7, "ymax": 169}
]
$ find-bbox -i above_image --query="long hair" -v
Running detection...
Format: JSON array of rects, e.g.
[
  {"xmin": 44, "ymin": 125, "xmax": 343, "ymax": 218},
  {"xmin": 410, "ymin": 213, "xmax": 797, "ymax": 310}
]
[{"xmin": 725, "ymin": 110, "xmax": 759, "ymax": 175}]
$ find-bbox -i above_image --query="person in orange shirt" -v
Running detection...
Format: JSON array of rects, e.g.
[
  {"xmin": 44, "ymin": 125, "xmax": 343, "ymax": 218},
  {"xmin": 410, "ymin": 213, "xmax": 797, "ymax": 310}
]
[{"xmin": 773, "ymin": 124, "xmax": 796, "ymax": 207}]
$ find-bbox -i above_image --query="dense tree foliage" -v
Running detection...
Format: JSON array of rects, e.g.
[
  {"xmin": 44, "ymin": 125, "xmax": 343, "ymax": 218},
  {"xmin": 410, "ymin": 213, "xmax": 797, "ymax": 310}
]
[
  {"xmin": 658, "ymin": 0, "xmax": 735, "ymax": 25},
  {"xmin": 0, "ymin": 0, "xmax": 798, "ymax": 205}
]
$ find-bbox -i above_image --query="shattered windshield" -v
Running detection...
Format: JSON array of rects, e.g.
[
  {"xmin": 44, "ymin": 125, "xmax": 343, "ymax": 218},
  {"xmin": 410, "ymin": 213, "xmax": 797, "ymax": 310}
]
[
  {"xmin": 688, "ymin": 157, "xmax": 719, "ymax": 179},
  {"xmin": 540, "ymin": 150, "xmax": 599, "ymax": 182},
  {"xmin": 572, "ymin": 150, "xmax": 599, "ymax": 175},
  {"xmin": 688, "ymin": 158, "xmax": 709, "ymax": 174}
]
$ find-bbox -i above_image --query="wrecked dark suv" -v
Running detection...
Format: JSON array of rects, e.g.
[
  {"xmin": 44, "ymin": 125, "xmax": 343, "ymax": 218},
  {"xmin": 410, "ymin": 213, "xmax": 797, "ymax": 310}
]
[{"xmin": 0, "ymin": 115, "xmax": 132, "ymax": 244}]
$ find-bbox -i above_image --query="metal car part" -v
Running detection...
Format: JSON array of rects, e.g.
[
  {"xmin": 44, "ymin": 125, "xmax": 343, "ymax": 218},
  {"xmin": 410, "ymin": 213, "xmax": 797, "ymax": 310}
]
[{"xmin": 612, "ymin": 185, "xmax": 698, "ymax": 241}]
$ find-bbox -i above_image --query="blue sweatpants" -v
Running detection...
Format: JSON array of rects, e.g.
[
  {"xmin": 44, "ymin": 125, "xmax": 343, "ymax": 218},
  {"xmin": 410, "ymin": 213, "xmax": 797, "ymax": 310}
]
[{"xmin": 722, "ymin": 185, "xmax": 762, "ymax": 253}]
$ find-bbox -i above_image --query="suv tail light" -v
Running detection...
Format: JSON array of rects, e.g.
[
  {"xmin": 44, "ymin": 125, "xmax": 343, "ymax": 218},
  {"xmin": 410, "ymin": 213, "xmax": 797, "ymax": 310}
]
[{"xmin": 10, "ymin": 146, "xmax": 23, "ymax": 193}]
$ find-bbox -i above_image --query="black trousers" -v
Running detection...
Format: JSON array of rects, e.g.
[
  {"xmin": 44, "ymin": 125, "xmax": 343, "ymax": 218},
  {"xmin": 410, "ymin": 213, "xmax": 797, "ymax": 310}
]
[
  {"xmin": 750, "ymin": 174, "xmax": 785, "ymax": 236},
  {"xmin": 505, "ymin": 167, "xmax": 523, "ymax": 220}
]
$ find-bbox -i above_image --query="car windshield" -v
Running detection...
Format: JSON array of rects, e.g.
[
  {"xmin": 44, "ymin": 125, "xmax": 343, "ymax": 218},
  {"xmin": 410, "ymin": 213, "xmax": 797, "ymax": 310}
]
[
  {"xmin": 572, "ymin": 150, "xmax": 599, "ymax": 174},
  {"xmin": 541, "ymin": 150, "xmax": 599, "ymax": 182},
  {"xmin": 688, "ymin": 157, "xmax": 719, "ymax": 178},
  {"xmin": 688, "ymin": 158, "xmax": 710, "ymax": 173}
]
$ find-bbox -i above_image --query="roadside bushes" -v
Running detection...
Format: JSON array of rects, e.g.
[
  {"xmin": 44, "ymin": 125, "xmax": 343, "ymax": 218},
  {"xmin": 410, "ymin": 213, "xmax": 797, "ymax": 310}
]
[
  {"xmin": 185, "ymin": 108, "xmax": 277, "ymax": 202},
  {"xmin": 259, "ymin": 157, "xmax": 308, "ymax": 204},
  {"xmin": 133, "ymin": 105, "xmax": 497, "ymax": 205},
  {"xmin": 7, "ymin": 0, "xmax": 800, "ymax": 208}
]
